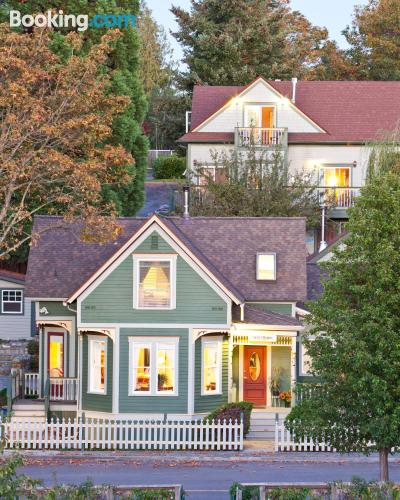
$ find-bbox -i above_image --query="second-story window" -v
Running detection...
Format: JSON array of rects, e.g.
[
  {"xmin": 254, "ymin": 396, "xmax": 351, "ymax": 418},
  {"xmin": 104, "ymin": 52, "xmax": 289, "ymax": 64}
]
[
  {"xmin": 1, "ymin": 289, "xmax": 23, "ymax": 314},
  {"xmin": 133, "ymin": 255, "xmax": 177, "ymax": 310},
  {"xmin": 256, "ymin": 253, "xmax": 276, "ymax": 280}
]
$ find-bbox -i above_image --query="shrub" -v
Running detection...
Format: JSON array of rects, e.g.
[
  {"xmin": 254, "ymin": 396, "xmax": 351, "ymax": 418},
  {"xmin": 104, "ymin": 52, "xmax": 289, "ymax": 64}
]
[
  {"xmin": 205, "ymin": 402, "xmax": 253, "ymax": 436},
  {"xmin": 153, "ymin": 155, "xmax": 185, "ymax": 179},
  {"xmin": 27, "ymin": 339, "xmax": 39, "ymax": 356}
]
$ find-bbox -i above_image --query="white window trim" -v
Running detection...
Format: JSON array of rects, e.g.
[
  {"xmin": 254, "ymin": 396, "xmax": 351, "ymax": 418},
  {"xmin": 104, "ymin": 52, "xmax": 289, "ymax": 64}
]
[
  {"xmin": 88, "ymin": 336, "xmax": 107, "ymax": 395},
  {"xmin": 256, "ymin": 252, "xmax": 277, "ymax": 281},
  {"xmin": 1, "ymin": 289, "xmax": 23, "ymax": 315},
  {"xmin": 128, "ymin": 337, "xmax": 179, "ymax": 397},
  {"xmin": 132, "ymin": 254, "xmax": 177, "ymax": 310},
  {"xmin": 299, "ymin": 339, "xmax": 313, "ymax": 377},
  {"xmin": 201, "ymin": 336, "xmax": 223, "ymax": 396}
]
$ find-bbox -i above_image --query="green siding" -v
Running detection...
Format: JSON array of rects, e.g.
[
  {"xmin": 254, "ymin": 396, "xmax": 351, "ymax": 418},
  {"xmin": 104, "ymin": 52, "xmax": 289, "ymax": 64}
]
[
  {"xmin": 39, "ymin": 301, "xmax": 76, "ymax": 317},
  {"xmin": 271, "ymin": 346, "xmax": 291, "ymax": 391},
  {"xmin": 247, "ymin": 302, "xmax": 294, "ymax": 316},
  {"xmin": 81, "ymin": 232, "xmax": 227, "ymax": 324},
  {"xmin": 194, "ymin": 335, "xmax": 229, "ymax": 413},
  {"xmin": 119, "ymin": 328, "xmax": 188, "ymax": 414},
  {"xmin": 81, "ymin": 335, "xmax": 113, "ymax": 413}
]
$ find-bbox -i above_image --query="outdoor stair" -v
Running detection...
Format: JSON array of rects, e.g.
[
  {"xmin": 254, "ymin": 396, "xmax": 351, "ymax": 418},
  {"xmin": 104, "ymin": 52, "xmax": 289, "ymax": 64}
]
[
  {"xmin": 247, "ymin": 409, "xmax": 289, "ymax": 441},
  {"xmin": 11, "ymin": 400, "xmax": 46, "ymax": 423}
]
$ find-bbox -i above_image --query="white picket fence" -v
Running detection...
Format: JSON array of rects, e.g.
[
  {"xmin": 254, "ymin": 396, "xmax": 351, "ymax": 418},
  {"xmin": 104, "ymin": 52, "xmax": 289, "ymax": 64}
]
[
  {"xmin": 275, "ymin": 422, "xmax": 335, "ymax": 452},
  {"xmin": 0, "ymin": 417, "xmax": 243, "ymax": 451}
]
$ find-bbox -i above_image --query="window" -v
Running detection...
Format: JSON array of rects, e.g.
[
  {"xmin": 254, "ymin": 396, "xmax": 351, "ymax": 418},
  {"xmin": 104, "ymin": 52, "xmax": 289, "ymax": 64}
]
[
  {"xmin": 129, "ymin": 338, "xmax": 179, "ymax": 396},
  {"xmin": 88, "ymin": 337, "xmax": 107, "ymax": 394},
  {"xmin": 201, "ymin": 337, "xmax": 222, "ymax": 395},
  {"xmin": 300, "ymin": 343, "xmax": 313, "ymax": 376},
  {"xmin": 1, "ymin": 289, "xmax": 23, "ymax": 314},
  {"xmin": 322, "ymin": 167, "xmax": 350, "ymax": 188},
  {"xmin": 256, "ymin": 253, "xmax": 276, "ymax": 280},
  {"xmin": 133, "ymin": 256, "xmax": 176, "ymax": 310}
]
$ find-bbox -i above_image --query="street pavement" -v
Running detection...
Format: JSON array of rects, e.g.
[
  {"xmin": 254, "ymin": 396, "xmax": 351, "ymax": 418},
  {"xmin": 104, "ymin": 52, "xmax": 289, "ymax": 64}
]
[{"xmin": 11, "ymin": 450, "xmax": 400, "ymax": 500}]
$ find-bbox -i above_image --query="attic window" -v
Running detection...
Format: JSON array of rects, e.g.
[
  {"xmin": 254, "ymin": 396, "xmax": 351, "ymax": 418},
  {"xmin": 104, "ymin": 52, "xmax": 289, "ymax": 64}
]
[{"xmin": 256, "ymin": 253, "xmax": 276, "ymax": 281}]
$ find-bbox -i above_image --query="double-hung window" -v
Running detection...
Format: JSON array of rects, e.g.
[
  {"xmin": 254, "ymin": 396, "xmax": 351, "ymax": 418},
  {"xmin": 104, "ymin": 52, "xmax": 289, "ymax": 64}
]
[
  {"xmin": 129, "ymin": 338, "xmax": 179, "ymax": 396},
  {"xmin": 201, "ymin": 337, "xmax": 223, "ymax": 395},
  {"xmin": 1, "ymin": 289, "xmax": 23, "ymax": 314},
  {"xmin": 133, "ymin": 255, "xmax": 176, "ymax": 310},
  {"xmin": 88, "ymin": 337, "xmax": 107, "ymax": 394}
]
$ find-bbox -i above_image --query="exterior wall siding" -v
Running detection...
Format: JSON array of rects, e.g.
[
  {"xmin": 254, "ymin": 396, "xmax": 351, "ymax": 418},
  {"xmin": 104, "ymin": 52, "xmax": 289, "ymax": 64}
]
[
  {"xmin": 81, "ymin": 334, "xmax": 113, "ymax": 413},
  {"xmin": 119, "ymin": 328, "xmax": 188, "ymax": 414},
  {"xmin": 81, "ymin": 232, "xmax": 228, "ymax": 325},
  {"xmin": 39, "ymin": 301, "xmax": 75, "ymax": 317},
  {"xmin": 194, "ymin": 335, "xmax": 229, "ymax": 414}
]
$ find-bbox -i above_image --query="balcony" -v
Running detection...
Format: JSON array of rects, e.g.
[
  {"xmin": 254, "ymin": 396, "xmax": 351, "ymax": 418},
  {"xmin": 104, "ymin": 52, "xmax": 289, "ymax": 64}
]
[
  {"xmin": 235, "ymin": 127, "xmax": 288, "ymax": 149},
  {"xmin": 318, "ymin": 187, "xmax": 361, "ymax": 209}
]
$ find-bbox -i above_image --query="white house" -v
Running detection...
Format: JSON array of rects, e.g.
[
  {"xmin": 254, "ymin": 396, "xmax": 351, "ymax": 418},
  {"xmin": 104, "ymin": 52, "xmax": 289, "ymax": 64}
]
[{"xmin": 178, "ymin": 77, "xmax": 400, "ymax": 253}]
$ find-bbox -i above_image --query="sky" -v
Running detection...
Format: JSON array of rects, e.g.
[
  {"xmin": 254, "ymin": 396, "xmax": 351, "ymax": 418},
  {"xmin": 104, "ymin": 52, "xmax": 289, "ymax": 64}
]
[{"xmin": 146, "ymin": 0, "xmax": 369, "ymax": 64}]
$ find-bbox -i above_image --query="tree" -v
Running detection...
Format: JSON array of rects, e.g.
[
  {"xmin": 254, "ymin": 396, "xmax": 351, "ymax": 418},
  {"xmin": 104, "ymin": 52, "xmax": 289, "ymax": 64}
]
[
  {"xmin": 0, "ymin": 26, "xmax": 133, "ymax": 261},
  {"xmin": 1, "ymin": 0, "xmax": 148, "ymax": 218},
  {"xmin": 171, "ymin": 0, "xmax": 338, "ymax": 89},
  {"xmin": 286, "ymin": 138, "xmax": 400, "ymax": 481},
  {"xmin": 344, "ymin": 0, "xmax": 400, "ymax": 80},
  {"xmin": 188, "ymin": 143, "xmax": 321, "ymax": 227}
]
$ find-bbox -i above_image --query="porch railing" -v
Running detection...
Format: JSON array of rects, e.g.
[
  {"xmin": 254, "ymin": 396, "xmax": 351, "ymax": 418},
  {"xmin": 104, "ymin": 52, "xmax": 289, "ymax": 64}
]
[
  {"xmin": 318, "ymin": 187, "xmax": 361, "ymax": 209},
  {"xmin": 24, "ymin": 373, "xmax": 40, "ymax": 397},
  {"xmin": 7, "ymin": 371, "xmax": 22, "ymax": 413},
  {"xmin": 235, "ymin": 127, "xmax": 288, "ymax": 148},
  {"xmin": 49, "ymin": 377, "xmax": 78, "ymax": 401}
]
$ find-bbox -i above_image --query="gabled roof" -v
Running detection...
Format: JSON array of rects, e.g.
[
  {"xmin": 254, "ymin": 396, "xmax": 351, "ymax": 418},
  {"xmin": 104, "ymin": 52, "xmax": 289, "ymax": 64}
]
[
  {"xmin": 0, "ymin": 269, "xmax": 25, "ymax": 285},
  {"xmin": 25, "ymin": 215, "xmax": 307, "ymax": 304},
  {"xmin": 180, "ymin": 80, "xmax": 400, "ymax": 144}
]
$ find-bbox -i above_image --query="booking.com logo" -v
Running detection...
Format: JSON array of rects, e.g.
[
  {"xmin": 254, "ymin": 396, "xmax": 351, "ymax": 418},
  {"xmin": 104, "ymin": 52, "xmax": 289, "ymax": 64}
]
[{"xmin": 10, "ymin": 10, "xmax": 136, "ymax": 32}]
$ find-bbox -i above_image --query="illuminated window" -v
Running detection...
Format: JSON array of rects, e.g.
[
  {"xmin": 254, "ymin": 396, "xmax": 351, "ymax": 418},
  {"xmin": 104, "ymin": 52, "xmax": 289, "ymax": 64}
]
[
  {"xmin": 88, "ymin": 338, "xmax": 107, "ymax": 394},
  {"xmin": 323, "ymin": 167, "xmax": 350, "ymax": 188},
  {"xmin": 1, "ymin": 289, "xmax": 23, "ymax": 314},
  {"xmin": 256, "ymin": 253, "xmax": 276, "ymax": 280},
  {"xmin": 201, "ymin": 337, "xmax": 222, "ymax": 395},
  {"xmin": 129, "ymin": 338, "xmax": 178, "ymax": 396},
  {"xmin": 134, "ymin": 256, "xmax": 176, "ymax": 309}
]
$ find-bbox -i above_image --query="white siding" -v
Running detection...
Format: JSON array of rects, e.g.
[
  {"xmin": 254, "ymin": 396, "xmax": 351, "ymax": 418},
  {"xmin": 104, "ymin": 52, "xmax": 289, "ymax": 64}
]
[
  {"xmin": 196, "ymin": 80, "xmax": 322, "ymax": 134},
  {"xmin": 0, "ymin": 282, "xmax": 32, "ymax": 340}
]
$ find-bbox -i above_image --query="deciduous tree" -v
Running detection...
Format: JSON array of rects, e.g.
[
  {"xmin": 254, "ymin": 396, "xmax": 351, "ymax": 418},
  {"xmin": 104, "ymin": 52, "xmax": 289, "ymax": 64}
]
[{"xmin": 0, "ymin": 26, "xmax": 133, "ymax": 260}]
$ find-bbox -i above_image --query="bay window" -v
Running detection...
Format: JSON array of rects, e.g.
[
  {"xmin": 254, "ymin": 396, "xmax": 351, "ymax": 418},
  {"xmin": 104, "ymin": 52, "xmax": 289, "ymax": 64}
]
[
  {"xmin": 129, "ymin": 337, "xmax": 178, "ymax": 396},
  {"xmin": 133, "ymin": 255, "xmax": 176, "ymax": 310},
  {"xmin": 88, "ymin": 337, "xmax": 107, "ymax": 394},
  {"xmin": 201, "ymin": 337, "xmax": 222, "ymax": 395}
]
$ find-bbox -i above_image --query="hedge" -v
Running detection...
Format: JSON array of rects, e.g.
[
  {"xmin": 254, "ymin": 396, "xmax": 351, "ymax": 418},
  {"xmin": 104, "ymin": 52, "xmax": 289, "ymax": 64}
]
[
  {"xmin": 153, "ymin": 155, "xmax": 186, "ymax": 179},
  {"xmin": 205, "ymin": 401, "xmax": 253, "ymax": 436}
]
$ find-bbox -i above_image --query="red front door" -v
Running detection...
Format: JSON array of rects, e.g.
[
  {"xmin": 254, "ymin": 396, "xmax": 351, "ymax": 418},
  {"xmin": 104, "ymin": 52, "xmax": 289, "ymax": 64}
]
[{"xmin": 243, "ymin": 346, "xmax": 266, "ymax": 406}]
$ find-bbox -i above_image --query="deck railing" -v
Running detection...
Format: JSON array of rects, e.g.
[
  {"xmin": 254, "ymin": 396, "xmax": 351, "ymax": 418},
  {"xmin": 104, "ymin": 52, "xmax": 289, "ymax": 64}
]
[
  {"xmin": 49, "ymin": 377, "xmax": 78, "ymax": 401},
  {"xmin": 235, "ymin": 127, "xmax": 288, "ymax": 148},
  {"xmin": 24, "ymin": 373, "xmax": 40, "ymax": 397},
  {"xmin": 319, "ymin": 187, "xmax": 361, "ymax": 209},
  {"xmin": 0, "ymin": 416, "xmax": 244, "ymax": 451}
]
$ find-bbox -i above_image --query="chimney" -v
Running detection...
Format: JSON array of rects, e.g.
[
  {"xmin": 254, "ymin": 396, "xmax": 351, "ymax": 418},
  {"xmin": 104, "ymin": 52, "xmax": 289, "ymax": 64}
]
[
  {"xmin": 183, "ymin": 185, "xmax": 190, "ymax": 219},
  {"xmin": 291, "ymin": 77, "xmax": 298, "ymax": 103}
]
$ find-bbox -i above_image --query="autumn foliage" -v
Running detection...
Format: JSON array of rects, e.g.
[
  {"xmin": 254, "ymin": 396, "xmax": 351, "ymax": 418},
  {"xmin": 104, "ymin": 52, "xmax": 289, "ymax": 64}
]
[{"xmin": 0, "ymin": 26, "xmax": 134, "ymax": 260}]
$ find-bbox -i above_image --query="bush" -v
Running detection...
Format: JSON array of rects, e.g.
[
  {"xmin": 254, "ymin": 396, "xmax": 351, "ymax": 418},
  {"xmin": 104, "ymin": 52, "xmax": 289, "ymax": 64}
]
[
  {"xmin": 205, "ymin": 402, "xmax": 253, "ymax": 436},
  {"xmin": 153, "ymin": 155, "xmax": 185, "ymax": 179},
  {"xmin": 27, "ymin": 339, "xmax": 39, "ymax": 356}
]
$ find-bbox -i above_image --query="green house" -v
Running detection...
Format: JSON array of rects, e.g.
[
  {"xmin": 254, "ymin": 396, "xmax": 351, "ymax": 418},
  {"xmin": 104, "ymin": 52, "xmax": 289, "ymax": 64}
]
[{"xmin": 24, "ymin": 214, "xmax": 308, "ymax": 419}]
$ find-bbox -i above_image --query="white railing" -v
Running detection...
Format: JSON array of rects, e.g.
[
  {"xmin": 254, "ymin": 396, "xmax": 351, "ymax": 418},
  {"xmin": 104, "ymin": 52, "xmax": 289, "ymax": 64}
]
[
  {"xmin": 275, "ymin": 422, "xmax": 335, "ymax": 452},
  {"xmin": 49, "ymin": 378, "xmax": 78, "ymax": 401},
  {"xmin": 319, "ymin": 187, "xmax": 361, "ymax": 209},
  {"xmin": 9, "ymin": 371, "xmax": 22, "ymax": 402},
  {"xmin": 235, "ymin": 127, "xmax": 288, "ymax": 148},
  {"xmin": 0, "ymin": 417, "xmax": 243, "ymax": 451},
  {"xmin": 24, "ymin": 373, "xmax": 40, "ymax": 397}
]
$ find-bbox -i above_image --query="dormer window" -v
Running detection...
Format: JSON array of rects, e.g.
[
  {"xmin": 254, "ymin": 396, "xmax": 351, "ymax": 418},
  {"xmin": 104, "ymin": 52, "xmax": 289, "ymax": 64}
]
[
  {"xmin": 256, "ymin": 253, "xmax": 276, "ymax": 280},
  {"xmin": 133, "ymin": 255, "xmax": 177, "ymax": 310}
]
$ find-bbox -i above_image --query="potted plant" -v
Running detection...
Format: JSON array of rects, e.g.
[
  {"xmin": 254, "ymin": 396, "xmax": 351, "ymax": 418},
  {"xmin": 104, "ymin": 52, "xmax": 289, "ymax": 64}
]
[
  {"xmin": 279, "ymin": 391, "xmax": 292, "ymax": 408},
  {"xmin": 269, "ymin": 367, "xmax": 283, "ymax": 396}
]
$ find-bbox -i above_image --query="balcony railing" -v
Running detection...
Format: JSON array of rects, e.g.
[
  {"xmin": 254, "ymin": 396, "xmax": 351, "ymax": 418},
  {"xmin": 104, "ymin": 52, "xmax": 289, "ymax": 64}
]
[
  {"xmin": 49, "ymin": 377, "xmax": 78, "ymax": 401},
  {"xmin": 318, "ymin": 187, "xmax": 361, "ymax": 209},
  {"xmin": 235, "ymin": 127, "xmax": 288, "ymax": 148}
]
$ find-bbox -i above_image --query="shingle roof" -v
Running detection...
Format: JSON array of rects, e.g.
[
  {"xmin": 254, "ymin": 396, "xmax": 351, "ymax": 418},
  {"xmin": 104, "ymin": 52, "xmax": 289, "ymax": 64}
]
[
  {"xmin": 232, "ymin": 304, "xmax": 301, "ymax": 326},
  {"xmin": 180, "ymin": 80, "xmax": 400, "ymax": 144},
  {"xmin": 0, "ymin": 269, "xmax": 25, "ymax": 285},
  {"xmin": 25, "ymin": 215, "xmax": 307, "ymax": 303}
]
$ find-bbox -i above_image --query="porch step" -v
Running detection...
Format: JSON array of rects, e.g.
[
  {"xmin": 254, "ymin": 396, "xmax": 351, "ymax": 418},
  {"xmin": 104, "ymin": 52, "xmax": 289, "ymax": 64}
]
[
  {"xmin": 247, "ymin": 410, "xmax": 288, "ymax": 441},
  {"xmin": 11, "ymin": 399, "xmax": 46, "ymax": 422}
]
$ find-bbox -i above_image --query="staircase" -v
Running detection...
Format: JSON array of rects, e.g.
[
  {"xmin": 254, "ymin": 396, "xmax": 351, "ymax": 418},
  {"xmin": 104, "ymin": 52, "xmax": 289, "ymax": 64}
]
[
  {"xmin": 247, "ymin": 409, "xmax": 289, "ymax": 441},
  {"xmin": 11, "ymin": 400, "xmax": 46, "ymax": 423}
]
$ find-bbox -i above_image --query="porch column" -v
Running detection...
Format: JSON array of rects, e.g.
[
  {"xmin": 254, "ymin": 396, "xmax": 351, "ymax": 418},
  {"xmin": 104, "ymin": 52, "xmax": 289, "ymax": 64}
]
[
  {"xmin": 227, "ymin": 334, "xmax": 233, "ymax": 403},
  {"xmin": 290, "ymin": 336, "xmax": 297, "ymax": 407}
]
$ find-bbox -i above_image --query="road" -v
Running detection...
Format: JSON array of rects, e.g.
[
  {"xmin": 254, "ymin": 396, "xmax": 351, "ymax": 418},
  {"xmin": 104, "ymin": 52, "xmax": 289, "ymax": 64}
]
[{"xmin": 18, "ymin": 457, "xmax": 400, "ymax": 499}]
